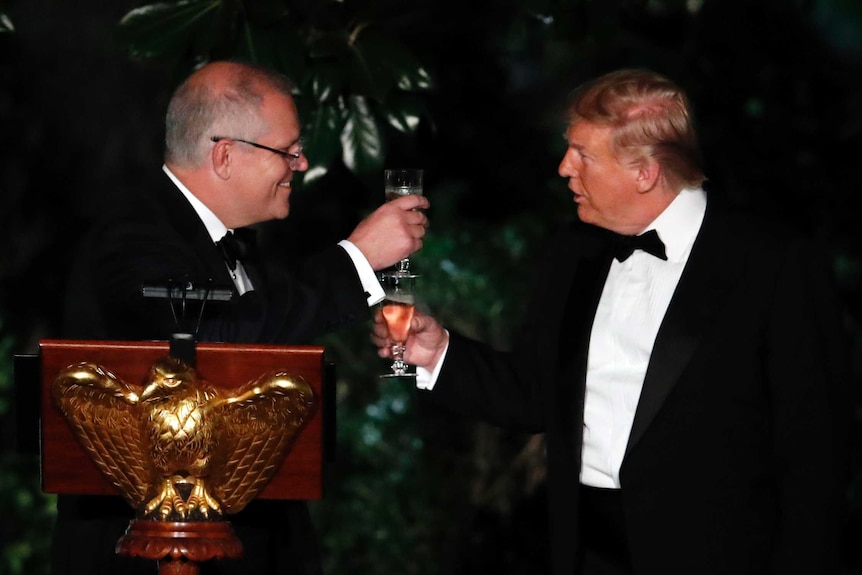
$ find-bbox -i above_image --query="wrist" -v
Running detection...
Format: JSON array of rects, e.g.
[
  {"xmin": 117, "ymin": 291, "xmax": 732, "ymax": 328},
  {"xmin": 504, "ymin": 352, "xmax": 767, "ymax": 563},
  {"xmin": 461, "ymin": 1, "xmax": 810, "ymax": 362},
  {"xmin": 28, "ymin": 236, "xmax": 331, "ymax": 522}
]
[{"xmin": 425, "ymin": 329, "xmax": 450, "ymax": 371}]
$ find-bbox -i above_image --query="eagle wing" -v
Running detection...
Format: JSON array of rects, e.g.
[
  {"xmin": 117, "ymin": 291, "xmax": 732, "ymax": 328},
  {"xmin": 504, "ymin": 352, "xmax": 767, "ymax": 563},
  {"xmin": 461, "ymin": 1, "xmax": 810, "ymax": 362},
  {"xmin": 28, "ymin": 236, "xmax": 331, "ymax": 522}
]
[
  {"xmin": 209, "ymin": 371, "xmax": 317, "ymax": 513},
  {"xmin": 52, "ymin": 362, "xmax": 151, "ymax": 506}
]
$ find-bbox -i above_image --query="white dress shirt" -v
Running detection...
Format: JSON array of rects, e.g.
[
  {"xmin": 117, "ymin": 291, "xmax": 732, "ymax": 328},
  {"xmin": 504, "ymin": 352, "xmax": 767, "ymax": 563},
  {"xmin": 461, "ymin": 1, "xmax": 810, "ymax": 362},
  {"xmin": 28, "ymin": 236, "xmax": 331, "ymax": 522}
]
[
  {"xmin": 163, "ymin": 165, "xmax": 384, "ymax": 304},
  {"xmin": 581, "ymin": 188, "xmax": 706, "ymax": 488}
]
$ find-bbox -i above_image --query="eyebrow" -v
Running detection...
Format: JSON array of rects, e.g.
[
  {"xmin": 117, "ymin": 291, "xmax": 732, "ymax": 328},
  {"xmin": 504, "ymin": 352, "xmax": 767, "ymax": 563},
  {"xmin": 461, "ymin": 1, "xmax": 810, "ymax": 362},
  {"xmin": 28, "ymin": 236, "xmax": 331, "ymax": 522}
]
[
  {"xmin": 275, "ymin": 136, "xmax": 303, "ymax": 152},
  {"xmin": 562, "ymin": 132, "xmax": 585, "ymax": 148}
]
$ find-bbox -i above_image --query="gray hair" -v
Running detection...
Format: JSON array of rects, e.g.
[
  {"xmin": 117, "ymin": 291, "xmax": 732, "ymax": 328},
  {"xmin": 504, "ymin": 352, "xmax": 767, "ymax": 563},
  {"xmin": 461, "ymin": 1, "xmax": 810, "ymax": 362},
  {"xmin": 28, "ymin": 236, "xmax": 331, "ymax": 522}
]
[{"xmin": 164, "ymin": 63, "xmax": 295, "ymax": 167}]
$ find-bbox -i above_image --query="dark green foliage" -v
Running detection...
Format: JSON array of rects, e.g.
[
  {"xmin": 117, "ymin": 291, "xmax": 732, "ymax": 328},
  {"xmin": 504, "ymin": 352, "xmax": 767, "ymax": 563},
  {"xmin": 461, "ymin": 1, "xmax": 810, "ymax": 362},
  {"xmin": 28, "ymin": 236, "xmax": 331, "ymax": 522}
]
[
  {"xmin": 112, "ymin": 0, "xmax": 434, "ymax": 182},
  {"xmin": 0, "ymin": 324, "xmax": 55, "ymax": 575}
]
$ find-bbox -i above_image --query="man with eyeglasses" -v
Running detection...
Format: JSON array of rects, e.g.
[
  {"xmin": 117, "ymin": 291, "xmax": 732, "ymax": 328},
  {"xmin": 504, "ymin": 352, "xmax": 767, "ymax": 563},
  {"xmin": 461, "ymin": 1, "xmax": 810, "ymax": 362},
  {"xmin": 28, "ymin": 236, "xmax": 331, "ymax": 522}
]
[{"xmin": 56, "ymin": 61, "xmax": 429, "ymax": 574}]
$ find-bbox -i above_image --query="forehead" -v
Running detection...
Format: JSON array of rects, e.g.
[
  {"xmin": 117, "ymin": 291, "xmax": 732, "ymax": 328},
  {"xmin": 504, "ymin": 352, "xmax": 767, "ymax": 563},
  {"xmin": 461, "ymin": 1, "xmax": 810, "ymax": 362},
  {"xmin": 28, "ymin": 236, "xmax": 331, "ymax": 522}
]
[
  {"xmin": 258, "ymin": 91, "xmax": 301, "ymax": 142},
  {"xmin": 565, "ymin": 121, "xmax": 614, "ymax": 151}
]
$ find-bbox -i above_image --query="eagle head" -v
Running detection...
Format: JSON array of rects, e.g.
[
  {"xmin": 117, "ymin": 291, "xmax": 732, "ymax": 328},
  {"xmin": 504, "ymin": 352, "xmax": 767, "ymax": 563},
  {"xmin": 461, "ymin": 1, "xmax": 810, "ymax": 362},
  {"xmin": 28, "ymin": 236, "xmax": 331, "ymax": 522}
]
[{"xmin": 140, "ymin": 356, "xmax": 199, "ymax": 403}]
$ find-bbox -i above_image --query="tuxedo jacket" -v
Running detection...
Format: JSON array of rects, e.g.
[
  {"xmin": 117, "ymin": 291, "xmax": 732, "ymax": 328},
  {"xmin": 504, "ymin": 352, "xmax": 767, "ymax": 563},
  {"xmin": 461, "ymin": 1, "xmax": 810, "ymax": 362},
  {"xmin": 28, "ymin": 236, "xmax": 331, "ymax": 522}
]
[
  {"xmin": 64, "ymin": 171, "xmax": 370, "ymax": 344},
  {"xmin": 55, "ymin": 172, "xmax": 372, "ymax": 575},
  {"xmin": 425, "ymin": 200, "xmax": 851, "ymax": 575}
]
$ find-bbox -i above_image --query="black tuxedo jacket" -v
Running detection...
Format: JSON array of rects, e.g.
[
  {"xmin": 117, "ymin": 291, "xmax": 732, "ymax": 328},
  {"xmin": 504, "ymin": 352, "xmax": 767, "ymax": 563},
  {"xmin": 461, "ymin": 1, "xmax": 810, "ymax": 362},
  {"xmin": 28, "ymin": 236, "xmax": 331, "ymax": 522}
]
[
  {"xmin": 64, "ymin": 171, "xmax": 369, "ymax": 344},
  {"xmin": 425, "ymin": 200, "xmax": 850, "ymax": 575},
  {"xmin": 55, "ymin": 172, "xmax": 372, "ymax": 575}
]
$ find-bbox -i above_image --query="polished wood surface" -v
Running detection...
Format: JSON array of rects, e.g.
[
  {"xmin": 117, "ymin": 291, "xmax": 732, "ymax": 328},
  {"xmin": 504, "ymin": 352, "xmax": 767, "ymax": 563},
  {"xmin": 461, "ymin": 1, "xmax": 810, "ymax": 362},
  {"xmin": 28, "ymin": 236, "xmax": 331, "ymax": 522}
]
[
  {"xmin": 117, "ymin": 520, "xmax": 243, "ymax": 575},
  {"xmin": 39, "ymin": 339, "xmax": 325, "ymax": 500}
]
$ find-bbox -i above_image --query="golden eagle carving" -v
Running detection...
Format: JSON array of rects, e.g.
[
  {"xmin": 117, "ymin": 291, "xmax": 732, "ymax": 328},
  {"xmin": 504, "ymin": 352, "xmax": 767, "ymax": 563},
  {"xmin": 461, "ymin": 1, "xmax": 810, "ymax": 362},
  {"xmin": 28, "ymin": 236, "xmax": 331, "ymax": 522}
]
[{"xmin": 52, "ymin": 356, "xmax": 316, "ymax": 521}]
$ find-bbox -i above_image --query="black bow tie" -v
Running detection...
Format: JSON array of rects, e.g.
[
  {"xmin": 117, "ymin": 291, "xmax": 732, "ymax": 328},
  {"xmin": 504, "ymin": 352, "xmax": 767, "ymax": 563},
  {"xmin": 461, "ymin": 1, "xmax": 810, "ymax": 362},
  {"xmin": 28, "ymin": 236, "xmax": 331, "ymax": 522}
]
[
  {"xmin": 216, "ymin": 228, "xmax": 258, "ymax": 271},
  {"xmin": 609, "ymin": 229, "xmax": 668, "ymax": 262}
]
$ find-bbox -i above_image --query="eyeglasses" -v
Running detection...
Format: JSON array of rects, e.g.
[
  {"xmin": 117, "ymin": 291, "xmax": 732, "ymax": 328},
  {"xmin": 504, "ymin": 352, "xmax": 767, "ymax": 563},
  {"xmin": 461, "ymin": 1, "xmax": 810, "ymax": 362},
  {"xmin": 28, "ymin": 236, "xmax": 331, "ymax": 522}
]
[{"xmin": 210, "ymin": 136, "xmax": 304, "ymax": 169}]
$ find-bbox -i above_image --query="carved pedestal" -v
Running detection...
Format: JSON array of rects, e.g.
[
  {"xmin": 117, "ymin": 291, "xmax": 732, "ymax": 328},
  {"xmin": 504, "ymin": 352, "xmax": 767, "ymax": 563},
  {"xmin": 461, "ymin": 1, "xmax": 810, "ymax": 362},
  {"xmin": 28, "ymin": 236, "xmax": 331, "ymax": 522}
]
[{"xmin": 117, "ymin": 520, "xmax": 243, "ymax": 575}]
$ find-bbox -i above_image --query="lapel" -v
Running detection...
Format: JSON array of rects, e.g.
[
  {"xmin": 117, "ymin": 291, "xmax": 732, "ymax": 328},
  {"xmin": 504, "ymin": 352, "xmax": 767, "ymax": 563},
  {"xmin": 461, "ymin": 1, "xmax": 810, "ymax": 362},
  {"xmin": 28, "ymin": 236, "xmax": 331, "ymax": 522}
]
[
  {"xmin": 151, "ymin": 173, "xmax": 247, "ymax": 335},
  {"xmin": 624, "ymin": 202, "xmax": 743, "ymax": 456},
  {"xmin": 235, "ymin": 227, "xmax": 267, "ymax": 289},
  {"xmin": 155, "ymin": 172, "xmax": 238, "ymax": 289},
  {"xmin": 554, "ymin": 225, "xmax": 615, "ymax": 450}
]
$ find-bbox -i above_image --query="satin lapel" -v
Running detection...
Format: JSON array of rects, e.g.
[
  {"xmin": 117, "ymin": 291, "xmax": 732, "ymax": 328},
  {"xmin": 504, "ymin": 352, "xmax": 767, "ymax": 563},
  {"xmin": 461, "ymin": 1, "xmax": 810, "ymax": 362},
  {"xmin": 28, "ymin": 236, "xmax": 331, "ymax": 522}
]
[
  {"xmin": 156, "ymin": 173, "xmax": 237, "ymax": 288},
  {"xmin": 625, "ymin": 205, "xmax": 742, "ymax": 455},
  {"xmin": 555, "ymin": 229, "xmax": 614, "ymax": 450},
  {"xmin": 237, "ymin": 228, "xmax": 266, "ymax": 290}
]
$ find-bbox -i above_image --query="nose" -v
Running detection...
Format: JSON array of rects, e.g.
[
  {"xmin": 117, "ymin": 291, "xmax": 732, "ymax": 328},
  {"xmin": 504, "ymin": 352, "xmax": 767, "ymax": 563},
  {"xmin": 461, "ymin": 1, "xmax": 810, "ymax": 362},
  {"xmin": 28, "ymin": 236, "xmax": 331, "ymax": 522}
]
[
  {"xmin": 558, "ymin": 150, "xmax": 577, "ymax": 178},
  {"xmin": 293, "ymin": 152, "xmax": 309, "ymax": 172}
]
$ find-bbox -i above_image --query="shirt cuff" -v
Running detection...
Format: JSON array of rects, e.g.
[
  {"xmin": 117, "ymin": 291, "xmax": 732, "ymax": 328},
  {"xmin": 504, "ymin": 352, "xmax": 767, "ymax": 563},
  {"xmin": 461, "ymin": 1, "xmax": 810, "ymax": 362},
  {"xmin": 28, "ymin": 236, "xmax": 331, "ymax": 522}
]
[
  {"xmin": 415, "ymin": 331, "xmax": 450, "ymax": 391},
  {"xmin": 338, "ymin": 239, "xmax": 385, "ymax": 306}
]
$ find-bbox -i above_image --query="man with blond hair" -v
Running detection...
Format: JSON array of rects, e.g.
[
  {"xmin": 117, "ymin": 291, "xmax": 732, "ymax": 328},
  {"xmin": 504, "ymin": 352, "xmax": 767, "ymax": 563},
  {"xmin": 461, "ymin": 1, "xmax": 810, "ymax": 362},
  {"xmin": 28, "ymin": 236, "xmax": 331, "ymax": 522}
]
[{"xmin": 374, "ymin": 69, "xmax": 849, "ymax": 574}]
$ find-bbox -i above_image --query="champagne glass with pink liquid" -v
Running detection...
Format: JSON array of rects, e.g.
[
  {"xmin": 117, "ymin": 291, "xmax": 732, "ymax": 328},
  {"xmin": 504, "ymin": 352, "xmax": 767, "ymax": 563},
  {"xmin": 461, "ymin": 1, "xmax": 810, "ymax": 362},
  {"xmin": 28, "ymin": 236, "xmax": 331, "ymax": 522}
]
[{"xmin": 379, "ymin": 272, "xmax": 417, "ymax": 379}]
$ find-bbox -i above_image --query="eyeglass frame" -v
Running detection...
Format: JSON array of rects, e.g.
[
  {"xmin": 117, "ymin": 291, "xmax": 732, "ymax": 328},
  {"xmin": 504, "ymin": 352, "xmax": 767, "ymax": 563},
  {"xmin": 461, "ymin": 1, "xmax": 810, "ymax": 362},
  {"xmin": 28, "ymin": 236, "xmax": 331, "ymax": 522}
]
[{"xmin": 210, "ymin": 136, "xmax": 304, "ymax": 169}]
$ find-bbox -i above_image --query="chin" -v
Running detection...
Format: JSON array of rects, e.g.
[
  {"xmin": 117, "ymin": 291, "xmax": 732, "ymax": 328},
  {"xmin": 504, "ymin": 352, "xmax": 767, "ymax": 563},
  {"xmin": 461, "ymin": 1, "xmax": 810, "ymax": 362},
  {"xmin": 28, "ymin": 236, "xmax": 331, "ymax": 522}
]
[
  {"xmin": 576, "ymin": 205, "xmax": 595, "ymax": 224},
  {"xmin": 270, "ymin": 200, "xmax": 290, "ymax": 220}
]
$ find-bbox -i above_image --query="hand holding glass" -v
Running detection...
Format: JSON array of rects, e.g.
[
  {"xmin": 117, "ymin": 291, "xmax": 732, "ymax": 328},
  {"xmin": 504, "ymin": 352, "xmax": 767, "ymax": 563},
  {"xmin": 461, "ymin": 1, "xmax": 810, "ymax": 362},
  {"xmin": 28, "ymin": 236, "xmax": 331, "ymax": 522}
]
[
  {"xmin": 384, "ymin": 168, "xmax": 423, "ymax": 276},
  {"xmin": 379, "ymin": 272, "xmax": 416, "ymax": 379}
]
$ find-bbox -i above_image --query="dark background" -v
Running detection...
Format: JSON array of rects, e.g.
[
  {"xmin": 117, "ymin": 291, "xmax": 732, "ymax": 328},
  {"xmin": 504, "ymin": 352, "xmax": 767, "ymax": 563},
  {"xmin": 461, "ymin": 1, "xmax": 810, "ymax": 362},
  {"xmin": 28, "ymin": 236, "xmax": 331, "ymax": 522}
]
[{"xmin": 1, "ymin": 0, "xmax": 861, "ymax": 573}]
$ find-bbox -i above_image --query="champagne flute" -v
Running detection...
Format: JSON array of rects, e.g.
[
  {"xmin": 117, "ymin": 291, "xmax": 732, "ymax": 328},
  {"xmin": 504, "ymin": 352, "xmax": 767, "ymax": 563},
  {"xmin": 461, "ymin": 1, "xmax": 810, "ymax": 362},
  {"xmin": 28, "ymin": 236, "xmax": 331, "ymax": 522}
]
[
  {"xmin": 379, "ymin": 272, "xmax": 416, "ymax": 379},
  {"xmin": 384, "ymin": 168, "xmax": 423, "ymax": 276}
]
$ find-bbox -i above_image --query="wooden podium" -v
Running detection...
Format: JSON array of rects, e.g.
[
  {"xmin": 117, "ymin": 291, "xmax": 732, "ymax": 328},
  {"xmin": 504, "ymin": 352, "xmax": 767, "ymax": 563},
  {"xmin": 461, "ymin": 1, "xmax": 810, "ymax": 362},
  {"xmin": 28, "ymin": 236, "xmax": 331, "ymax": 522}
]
[{"xmin": 36, "ymin": 338, "xmax": 330, "ymax": 574}]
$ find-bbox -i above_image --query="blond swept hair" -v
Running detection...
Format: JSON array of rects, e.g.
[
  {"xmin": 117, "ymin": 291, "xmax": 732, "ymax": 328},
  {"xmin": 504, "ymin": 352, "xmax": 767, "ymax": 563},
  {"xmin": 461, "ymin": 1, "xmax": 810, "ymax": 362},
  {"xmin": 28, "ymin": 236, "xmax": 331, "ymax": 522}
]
[{"xmin": 565, "ymin": 69, "xmax": 705, "ymax": 191}]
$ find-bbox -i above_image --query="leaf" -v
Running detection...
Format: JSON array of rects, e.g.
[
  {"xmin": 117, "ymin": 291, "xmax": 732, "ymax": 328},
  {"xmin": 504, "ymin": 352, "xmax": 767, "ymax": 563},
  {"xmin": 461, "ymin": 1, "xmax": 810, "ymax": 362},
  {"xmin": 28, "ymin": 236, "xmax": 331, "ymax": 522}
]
[
  {"xmin": 235, "ymin": 21, "xmax": 307, "ymax": 80},
  {"xmin": 347, "ymin": 29, "xmax": 433, "ymax": 100},
  {"xmin": 397, "ymin": 65, "xmax": 432, "ymax": 91},
  {"xmin": 0, "ymin": 12, "xmax": 14, "ymax": 33},
  {"xmin": 308, "ymin": 61, "xmax": 345, "ymax": 103},
  {"xmin": 346, "ymin": 28, "xmax": 395, "ymax": 101},
  {"xmin": 116, "ymin": 0, "xmax": 225, "ymax": 61},
  {"xmin": 301, "ymin": 102, "xmax": 344, "ymax": 186},
  {"xmin": 271, "ymin": 29, "xmax": 310, "ymax": 84},
  {"xmin": 358, "ymin": 30, "xmax": 432, "ymax": 92},
  {"xmin": 380, "ymin": 92, "xmax": 425, "ymax": 133},
  {"xmin": 308, "ymin": 29, "xmax": 351, "ymax": 59},
  {"xmin": 340, "ymin": 95, "xmax": 384, "ymax": 174}
]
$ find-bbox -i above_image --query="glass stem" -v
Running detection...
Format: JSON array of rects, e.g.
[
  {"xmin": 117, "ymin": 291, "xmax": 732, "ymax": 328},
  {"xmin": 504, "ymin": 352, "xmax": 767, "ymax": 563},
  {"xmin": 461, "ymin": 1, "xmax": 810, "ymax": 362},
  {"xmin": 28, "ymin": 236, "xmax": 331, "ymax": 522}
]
[{"xmin": 390, "ymin": 341, "xmax": 407, "ymax": 375}]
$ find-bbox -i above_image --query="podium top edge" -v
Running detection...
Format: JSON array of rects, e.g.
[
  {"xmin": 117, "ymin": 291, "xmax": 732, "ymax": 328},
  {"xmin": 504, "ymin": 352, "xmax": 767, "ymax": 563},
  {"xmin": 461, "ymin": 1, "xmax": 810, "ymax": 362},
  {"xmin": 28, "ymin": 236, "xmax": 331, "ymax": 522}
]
[{"xmin": 38, "ymin": 339, "xmax": 325, "ymax": 355}]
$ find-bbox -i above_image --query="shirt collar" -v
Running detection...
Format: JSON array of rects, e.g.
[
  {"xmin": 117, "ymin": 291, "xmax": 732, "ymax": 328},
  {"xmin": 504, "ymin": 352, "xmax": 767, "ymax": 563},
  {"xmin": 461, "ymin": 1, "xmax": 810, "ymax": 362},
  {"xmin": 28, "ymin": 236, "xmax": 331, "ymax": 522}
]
[
  {"xmin": 162, "ymin": 164, "xmax": 229, "ymax": 243},
  {"xmin": 644, "ymin": 187, "xmax": 706, "ymax": 263}
]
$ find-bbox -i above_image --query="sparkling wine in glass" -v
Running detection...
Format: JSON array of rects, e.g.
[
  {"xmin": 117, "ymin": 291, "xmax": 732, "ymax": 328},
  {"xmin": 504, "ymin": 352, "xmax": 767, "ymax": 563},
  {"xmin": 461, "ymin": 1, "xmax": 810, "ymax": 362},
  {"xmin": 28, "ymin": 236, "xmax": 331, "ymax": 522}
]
[
  {"xmin": 384, "ymin": 168, "xmax": 423, "ymax": 276},
  {"xmin": 379, "ymin": 272, "xmax": 416, "ymax": 379}
]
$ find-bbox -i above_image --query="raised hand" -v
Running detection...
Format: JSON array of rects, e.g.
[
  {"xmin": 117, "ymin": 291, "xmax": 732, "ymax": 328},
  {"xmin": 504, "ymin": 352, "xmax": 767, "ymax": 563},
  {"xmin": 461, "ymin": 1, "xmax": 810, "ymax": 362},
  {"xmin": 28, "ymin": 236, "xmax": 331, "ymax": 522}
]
[{"xmin": 348, "ymin": 194, "xmax": 429, "ymax": 271}]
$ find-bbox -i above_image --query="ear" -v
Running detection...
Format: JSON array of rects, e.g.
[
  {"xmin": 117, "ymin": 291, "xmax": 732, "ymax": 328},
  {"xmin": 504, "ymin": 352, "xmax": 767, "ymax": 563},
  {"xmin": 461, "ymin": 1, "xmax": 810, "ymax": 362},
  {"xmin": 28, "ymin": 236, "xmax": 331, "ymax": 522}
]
[
  {"xmin": 634, "ymin": 158, "xmax": 661, "ymax": 194},
  {"xmin": 210, "ymin": 139, "xmax": 232, "ymax": 181}
]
